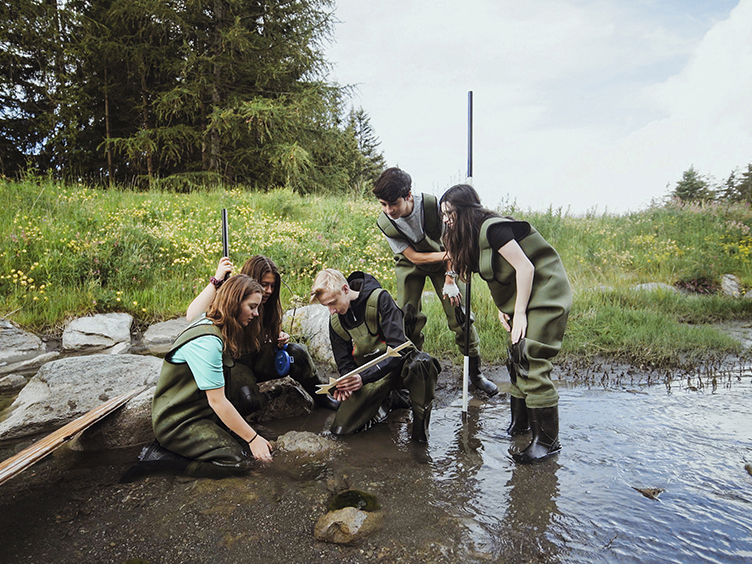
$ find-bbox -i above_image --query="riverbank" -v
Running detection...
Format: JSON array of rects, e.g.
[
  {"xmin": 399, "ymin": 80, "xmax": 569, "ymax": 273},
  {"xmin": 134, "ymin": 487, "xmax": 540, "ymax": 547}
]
[
  {"xmin": 1, "ymin": 359, "xmax": 750, "ymax": 564},
  {"xmin": 4, "ymin": 179, "xmax": 752, "ymax": 368}
]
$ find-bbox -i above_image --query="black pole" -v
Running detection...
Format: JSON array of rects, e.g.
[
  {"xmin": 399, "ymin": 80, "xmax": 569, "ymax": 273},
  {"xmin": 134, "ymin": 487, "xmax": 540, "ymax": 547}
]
[
  {"xmin": 463, "ymin": 91, "xmax": 473, "ymax": 415},
  {"xmin": 221, "ymin": 208, "xmax": 230, "ymax": 281},
  {"xmin": 465, "ymin": 91, "xmax": 473, "ymax": 358}
]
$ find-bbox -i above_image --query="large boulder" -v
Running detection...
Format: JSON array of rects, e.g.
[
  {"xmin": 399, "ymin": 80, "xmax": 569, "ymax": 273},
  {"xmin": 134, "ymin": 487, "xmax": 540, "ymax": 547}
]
[
  {"xmin": 140, "ymin": 317, "xmax": 189, "ymax": 355},
  {"xmin": 284, "ymin": 305, "xmax": 334, "ymax": 368},
  {"xmin": 0, "ymin": 318, "xmax": 46, "ymax": 368},
  {"xmin": 62, "ymin": 313, "xmax": 133, "ymax": 354},
  {"xmin": 0, "ymin": 353, "xmax": 162, "ymax": 441},
  {"xmin": 69, "ymin": 386, "xmax": 155, "ymax": 451}
]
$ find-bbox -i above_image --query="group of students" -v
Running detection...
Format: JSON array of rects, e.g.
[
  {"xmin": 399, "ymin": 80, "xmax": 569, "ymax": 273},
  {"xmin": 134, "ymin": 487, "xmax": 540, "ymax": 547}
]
[{"xmin": 143, "ymin": 167, "xmax": 572, "ymax": 479}]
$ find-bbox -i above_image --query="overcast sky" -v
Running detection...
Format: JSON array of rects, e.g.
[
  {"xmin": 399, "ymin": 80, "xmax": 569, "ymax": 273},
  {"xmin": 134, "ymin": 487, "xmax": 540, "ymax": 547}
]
[{"xmin": 325, "ymin": 0, "xmax": 751, "ymax": 214}]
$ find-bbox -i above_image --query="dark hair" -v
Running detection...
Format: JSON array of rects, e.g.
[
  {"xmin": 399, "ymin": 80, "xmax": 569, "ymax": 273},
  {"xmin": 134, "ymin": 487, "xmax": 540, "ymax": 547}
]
[
  {"xmin": 241, "ymin": 255, "xmax": 282, "ymax": 347},
  {"xmin": 439, "ymin": 184, "xmax": 497, "ymax": 282},
  {"xmin": 206, "ymin": 275, "xmax": 264, "ymax": 358},
  {"xmin": 372, "ymin": 167, "xmax": 412, "ymax": 202}
]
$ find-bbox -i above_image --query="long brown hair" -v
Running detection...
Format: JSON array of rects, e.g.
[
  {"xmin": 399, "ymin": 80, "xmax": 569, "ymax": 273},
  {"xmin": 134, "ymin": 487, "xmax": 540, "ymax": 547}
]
[
  {"xmin": 206, "ymin": 274, "xmax": 263, "ymax": 358},
  {"xmin": 440, "ymin": 184, "xmax": 497, "ymax": 282},
  {"xmin": 241, "ymin": 255, "xmax": 282, "ymax": 346}
]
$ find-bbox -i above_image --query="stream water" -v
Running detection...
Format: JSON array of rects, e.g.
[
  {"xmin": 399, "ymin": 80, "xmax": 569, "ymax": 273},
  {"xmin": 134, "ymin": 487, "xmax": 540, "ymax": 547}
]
[{"xmin": 0, "ymin": 369, "xmax": 750, "ymax": 564}]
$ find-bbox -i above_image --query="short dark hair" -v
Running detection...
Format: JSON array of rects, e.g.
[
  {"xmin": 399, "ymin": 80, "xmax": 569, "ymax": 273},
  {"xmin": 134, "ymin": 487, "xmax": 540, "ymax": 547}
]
[{"xmin": 372, "ymin": 167, "xmax": 412, "ymax": 202}]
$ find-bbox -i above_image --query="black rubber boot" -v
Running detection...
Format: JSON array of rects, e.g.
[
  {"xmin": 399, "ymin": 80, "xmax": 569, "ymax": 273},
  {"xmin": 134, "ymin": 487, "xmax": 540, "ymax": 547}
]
[
  {"xmin": 511, "ymin": 406, "xmax": 561, "ymax": 464},
  {"xmin": 506, "ymin": 396, "xmax": 530, "ymax": 436},
  {"xmin": 120, "ymin": 440, "xmax": 191, "ymax": 482},
  {"xmin": 312, "ymin": 391, "xmax": 340, "ymax": 411},
  {"xmin": 390, "ymin": 389, "xmax": 412, "ymax": 409},
  {"xmin": 411, "ymin": 402, "xmax": 432, "ymax": 443},
  {"xmin": 238, "ymin": 385, "xmax": 264, "ymax": 416},
  {"xmin": 469, "ymin": 356, "xmax": 499, "ymax": 396}
]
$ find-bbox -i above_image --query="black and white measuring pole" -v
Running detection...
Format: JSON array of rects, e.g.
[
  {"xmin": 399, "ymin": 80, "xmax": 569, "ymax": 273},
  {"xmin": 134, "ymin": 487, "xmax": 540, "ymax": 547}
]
[{"xmin": 462, "ymin": 91, "xmax": 473, "ymax": 415}]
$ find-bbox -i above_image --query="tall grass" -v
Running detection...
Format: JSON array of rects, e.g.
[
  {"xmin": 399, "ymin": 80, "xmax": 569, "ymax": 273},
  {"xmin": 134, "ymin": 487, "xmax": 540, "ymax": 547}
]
[{"xmin": 2, "ymin": 177, "xmax": 752, "ymax": 368}]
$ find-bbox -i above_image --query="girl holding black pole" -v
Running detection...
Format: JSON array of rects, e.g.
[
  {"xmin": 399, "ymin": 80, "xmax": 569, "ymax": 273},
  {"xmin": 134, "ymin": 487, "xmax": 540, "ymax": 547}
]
[{"xmin": 440, "ymin": 184, "xmax": 572, "ymax": 463}]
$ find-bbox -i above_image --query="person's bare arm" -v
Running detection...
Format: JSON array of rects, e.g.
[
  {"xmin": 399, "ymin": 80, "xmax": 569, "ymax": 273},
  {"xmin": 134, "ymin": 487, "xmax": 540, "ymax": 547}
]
[
  {"xmin": 496, "ymin": 240, "xmax": 534, "ymax": 344},
  {"xmin": 186, "ymin": 257, "xmax": 233, "ymax": 321},
  {"xmin": 205, "ymin": 387, "xmax": 272, "ymax": 462},
  {"xmin": 401, "ymin": 246, "xmax": 448, "ymax": 265}
]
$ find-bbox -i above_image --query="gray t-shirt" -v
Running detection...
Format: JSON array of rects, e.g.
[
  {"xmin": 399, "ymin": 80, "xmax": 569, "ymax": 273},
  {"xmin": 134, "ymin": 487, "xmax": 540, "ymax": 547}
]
[{"xmin": 384, "ymin": 192, "xmax": 428, "ymax": 254}]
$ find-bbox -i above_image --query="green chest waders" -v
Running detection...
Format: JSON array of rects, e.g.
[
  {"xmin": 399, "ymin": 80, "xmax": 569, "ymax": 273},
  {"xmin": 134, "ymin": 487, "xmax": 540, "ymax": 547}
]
[
  {"xmin": 378, "ymin": 194, "xmax": 480, "ymax": 356},
  {"xmin": 152, "ymin": 319, "xmax": 261, "ymax": 476},
  {"xmin": 479, "ymin": 217, "xmax": 572, "ymax": 408},
  {"xmin": 329, "ymin": 289, "xmax": 437, "ymax": 438}
]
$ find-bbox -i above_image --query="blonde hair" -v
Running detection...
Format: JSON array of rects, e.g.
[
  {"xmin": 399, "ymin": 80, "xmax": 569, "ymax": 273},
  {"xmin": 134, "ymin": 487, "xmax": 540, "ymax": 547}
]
[{"xmin": 310, "ymin": 268, "xmax": 348, "ymax": 303}]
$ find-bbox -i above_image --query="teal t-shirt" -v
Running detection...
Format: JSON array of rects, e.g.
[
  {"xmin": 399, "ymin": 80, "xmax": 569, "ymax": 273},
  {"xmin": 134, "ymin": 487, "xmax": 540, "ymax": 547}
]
[{"xmin": 171, "ymin": 320, "xmax": 224, "ymax": 390}]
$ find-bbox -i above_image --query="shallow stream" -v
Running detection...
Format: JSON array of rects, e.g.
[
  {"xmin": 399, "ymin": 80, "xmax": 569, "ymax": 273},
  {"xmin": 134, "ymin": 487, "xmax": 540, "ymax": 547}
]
[{"xmin": 0, "ymin": 368, "xmax": 750, "ymax": 564}]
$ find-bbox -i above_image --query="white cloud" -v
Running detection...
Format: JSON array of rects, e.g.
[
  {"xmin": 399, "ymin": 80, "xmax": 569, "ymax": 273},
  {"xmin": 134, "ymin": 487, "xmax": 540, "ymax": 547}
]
[{"xmin": 326, "ymin": 0, "xmax": 748, "ymax": 213}]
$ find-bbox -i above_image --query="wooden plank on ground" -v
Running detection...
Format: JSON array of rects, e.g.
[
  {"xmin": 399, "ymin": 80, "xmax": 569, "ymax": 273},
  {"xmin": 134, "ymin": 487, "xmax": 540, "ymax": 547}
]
[{"xmin": 0, "ymin": 386, "xmax": 147, "ymax": 487}]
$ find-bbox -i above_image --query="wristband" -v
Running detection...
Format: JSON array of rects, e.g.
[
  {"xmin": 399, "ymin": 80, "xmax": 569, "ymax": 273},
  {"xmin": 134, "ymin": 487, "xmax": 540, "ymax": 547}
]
[
  {"xmin": 210, "ymin": 276, "xmax": 224, "ymax": 289},
  {"xmin": 249, "ymin": 432, "xmax": 258, "ymax": 444},
  {"xmin": 445, "ymin": 270, "xmax": 458, "ymax": 279}
]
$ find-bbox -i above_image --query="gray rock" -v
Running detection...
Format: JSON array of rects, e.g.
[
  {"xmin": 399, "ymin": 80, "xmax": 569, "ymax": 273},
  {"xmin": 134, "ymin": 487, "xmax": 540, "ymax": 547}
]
[
  {"xmin": 0, "ymin": 318, "xmax": 45, "ymax": 367},
  {"xmin": 313, "ymin": 506, "xmax": 383, "ymax": 544},
  {"xmin": 69, "ymin": 386, "xmax": 155, "ymax": 451},
  {"xmin": 721, "ymin": 274, "xmax": 742, "ymax": 297},
  {"xmin": 249, "ymin": 377, "xmax": 313, "ymax": 422},
  {"xmin": 62, "ymin": 313, "xmax": 133, "ymax": 353},
  {"xmin": 0, "ymin": 351, "xmax": 60, "ymax": 376},
  {"xmin": 0, "ymin": 353, "xmax": 162, "ymax": 440},
  {"xmin": 141, "ymin": 318, "xmax": 189, "ymax": 355},
  {"xmin": 284, "ymin": 305, "xmax": 334, "ymax": 367},
  {"xmin": 632, "ymin": 283, "xmax": 678, "ymax": 294},
  {"xmin": 0, "ymin": 373, "xmax": 27, "ymax": 391},
  {"xmin": 275, "ymin": 430, "xmax": 342, "ymax": 457}
]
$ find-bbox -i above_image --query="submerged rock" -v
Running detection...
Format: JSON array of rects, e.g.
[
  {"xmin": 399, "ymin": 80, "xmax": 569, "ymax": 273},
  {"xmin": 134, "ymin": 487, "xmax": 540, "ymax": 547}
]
[
  {"xmin": 313, "ymin": 506, "xmax": 383, "ymax": 545},
  {"xmin": 632, "ymin": 486, "xmax": 665, "ymax": 500},
  {"xmin": 0, "ymin": 354, "xmax": 161, "ymax": 440},
  {"xmin": 275, "ymin": 430, "xmax": 342, "ymax": 457},
  {"xmin": 62, "ymin": 313, "xmax": 133, "ymax": 354}
]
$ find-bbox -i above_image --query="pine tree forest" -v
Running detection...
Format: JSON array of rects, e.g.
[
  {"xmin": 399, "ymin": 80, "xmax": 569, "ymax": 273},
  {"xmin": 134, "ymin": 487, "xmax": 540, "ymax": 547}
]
[{"xmin": 0, "ymin": 0, "xmax": 385, "ymax": 192}]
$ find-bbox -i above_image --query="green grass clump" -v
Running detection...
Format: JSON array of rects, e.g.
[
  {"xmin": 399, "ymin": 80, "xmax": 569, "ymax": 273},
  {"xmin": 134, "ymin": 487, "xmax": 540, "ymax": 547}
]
[{"xmin": 2, "ymin": 177, "xmax": 751, "ymax": 369}]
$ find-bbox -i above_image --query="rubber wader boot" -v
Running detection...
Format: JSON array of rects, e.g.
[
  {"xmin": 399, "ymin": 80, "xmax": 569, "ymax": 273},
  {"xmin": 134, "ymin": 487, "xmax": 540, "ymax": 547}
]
[
  {"xmin": 469, "ymin": 356, "xmax": 499, "ymax": 396},
  {"xmin": 411, "ymin": 402, "xmax": 432, "ymax": 443},
  {"xmin": 120, "ymin": 440, "xmax": 191, "ymax": 482},
  {"xmin": 313, "ymin": 392, "xmax": 340, "ymax": 411},
  {"xmin": 238, "ymin": 385, "xmax": 264, "ymax": 416},
  {"xmin": 511, "ymin": 406, "xmax": 561, "ymax": 464},
  {"xmin": 506, "ymin": 396, "xmax": 530, "ymax": 436}
]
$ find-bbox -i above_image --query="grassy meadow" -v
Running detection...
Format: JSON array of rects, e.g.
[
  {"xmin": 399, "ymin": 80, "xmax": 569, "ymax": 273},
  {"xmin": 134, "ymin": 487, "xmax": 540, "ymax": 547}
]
[{"xmin": 3, "ymin": 176, "xmax": 752, "ymax": 369}]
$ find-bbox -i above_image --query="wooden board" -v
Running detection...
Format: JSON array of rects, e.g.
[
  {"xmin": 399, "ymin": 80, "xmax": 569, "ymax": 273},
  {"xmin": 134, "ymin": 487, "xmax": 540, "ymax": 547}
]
[{"xmin": 0, "ymin": 386, "xmax": 147, "ymax": 486}]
